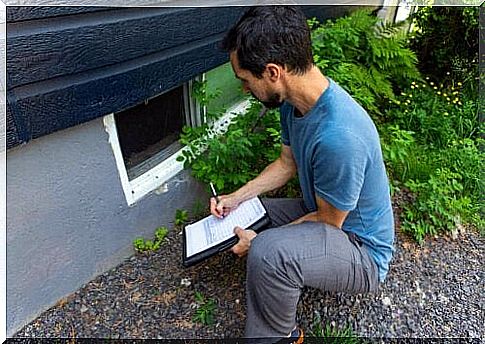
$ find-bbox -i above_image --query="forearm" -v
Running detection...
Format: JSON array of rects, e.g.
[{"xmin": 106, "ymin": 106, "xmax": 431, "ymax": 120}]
[
  {"xmin": 290, "ymin": 197, "xmax": 346, "ymax": 229},
  {"xmin": 232, "ymin": 157, "xmax": 296, "ymax": 202},
  {"xmin": 290, "ymin": 211, "xmax": 318, "ymax": 225}
]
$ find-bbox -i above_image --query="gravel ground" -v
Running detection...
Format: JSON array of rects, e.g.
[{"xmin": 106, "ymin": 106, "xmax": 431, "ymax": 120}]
[{"xmin": 14, "ymin": 198, "xmax": 484, "ymax": 340}]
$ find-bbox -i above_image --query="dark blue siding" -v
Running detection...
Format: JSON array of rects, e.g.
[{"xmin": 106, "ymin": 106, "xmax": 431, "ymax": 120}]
[{"xmin": 6, "ymin": 6, "xmax": 352, "ymax": 149}]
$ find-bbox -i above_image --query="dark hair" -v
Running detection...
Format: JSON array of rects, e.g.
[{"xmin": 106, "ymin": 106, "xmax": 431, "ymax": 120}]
[{"xmin": 222, "ymin": 6, "xmax": 314, "ymax": 78}]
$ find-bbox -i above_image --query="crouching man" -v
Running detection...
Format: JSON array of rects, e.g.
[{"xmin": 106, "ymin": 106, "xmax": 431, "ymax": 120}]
[{"xmin": 210, "ymin": 6, "xmax": 395, "ymax": 341}]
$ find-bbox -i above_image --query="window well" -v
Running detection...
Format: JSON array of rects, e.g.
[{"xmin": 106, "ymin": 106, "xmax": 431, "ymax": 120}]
[{"xmin": 114, "ymin": 86, "xmax": 186, "ymax": 180}]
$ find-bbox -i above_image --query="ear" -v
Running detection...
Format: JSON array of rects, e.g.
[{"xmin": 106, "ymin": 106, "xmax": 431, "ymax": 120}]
[{"xmin": 265, "ymin": 63, "xmax": 283, "ymax": 82}]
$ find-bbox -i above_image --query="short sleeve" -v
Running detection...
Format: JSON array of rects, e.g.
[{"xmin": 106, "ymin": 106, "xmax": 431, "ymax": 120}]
[
  {"xmin": 313, "ymin": 130, "xmax": 369, "ymax": 211},
  {"xmin": 279, "ymin": 103, "xmax": 291, "ymax": 146}
]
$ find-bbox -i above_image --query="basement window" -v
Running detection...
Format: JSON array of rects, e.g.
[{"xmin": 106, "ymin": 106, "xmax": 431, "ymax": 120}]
[
  {"xmin": 105, "ymin": 65, "xmax": 251, "ymax": 206},
  {"xmin": 114, "ymin": 85, "xmax": 187, "ymax": 181}
]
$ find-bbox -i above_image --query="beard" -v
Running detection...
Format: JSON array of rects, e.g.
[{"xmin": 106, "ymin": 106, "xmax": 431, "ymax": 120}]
[{"xmin": 251, "ymin": 91, "xmax": 283, "ymax": 109}]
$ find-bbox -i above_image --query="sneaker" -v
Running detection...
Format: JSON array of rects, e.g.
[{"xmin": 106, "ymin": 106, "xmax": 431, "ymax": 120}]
[{"xmin": 289, "ymin": 326, "xmax": 304, "ymax": 344}]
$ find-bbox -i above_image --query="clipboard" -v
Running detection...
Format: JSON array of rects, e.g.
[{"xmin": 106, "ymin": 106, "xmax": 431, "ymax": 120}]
[{"xmin": 182, "ymin": 197, "xmax": 271, "ymax": 268}]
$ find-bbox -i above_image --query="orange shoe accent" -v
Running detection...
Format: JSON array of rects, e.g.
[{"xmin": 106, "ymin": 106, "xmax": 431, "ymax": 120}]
[{"xmin": 293, "ymin": 327, "xmax": 304, "ymax": 344}]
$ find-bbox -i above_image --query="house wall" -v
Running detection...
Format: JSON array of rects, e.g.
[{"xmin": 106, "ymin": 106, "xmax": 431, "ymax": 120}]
[{"xmin": 6, "ymin": 118, "xmax": 207, "ymax": 335}]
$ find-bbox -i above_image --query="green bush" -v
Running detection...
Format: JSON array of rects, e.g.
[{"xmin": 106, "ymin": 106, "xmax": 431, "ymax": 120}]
[
  {"xmin": 179, "ymin": 99, "xmax": 282, "ymax": 193},
  {"xmin": 380, "ymin": 124, "xmax": 416, "ymax": 186},
  {"xmin": 410, "ymin": 6, "xmax": 479, "ymax": 97},
  {"xmin": 174, "ymin": 209, "xmax": 189, "ymax": 226},
  {"xmin": 310, "ymin": 10, "xmax": 421, "ymax": 118},
  {"xmin": 380, "ymin": 77, "xmax": 483, "ymax": 240},
  {"xmin": 386, "ymin": 79, "xmax": 478, "ymax": 148},
  {"xmin": 401, "ymin": 168, "xmax": 474, "ymax": 243},
  {"xmin": 309, "ymin": 312, "xmax": 359, "ymax": 342}
]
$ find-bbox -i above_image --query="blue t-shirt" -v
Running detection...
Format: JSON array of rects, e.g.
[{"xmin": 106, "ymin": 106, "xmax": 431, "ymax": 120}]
[{"xmin": 280, "ymin": 77, "xmax": 395, "ymax": 282}]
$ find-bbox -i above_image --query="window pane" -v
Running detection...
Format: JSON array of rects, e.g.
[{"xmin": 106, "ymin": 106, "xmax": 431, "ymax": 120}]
[
  {"xmin": 114, "ymin": 86, "xmax": 185, "ymax": 180},
  {"xmin": 206, "ymin": 62, "xmax": 245, "ymax": 114}
]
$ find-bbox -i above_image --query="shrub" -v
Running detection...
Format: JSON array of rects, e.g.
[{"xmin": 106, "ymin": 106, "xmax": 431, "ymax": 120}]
[
  {"xmin": 310, "ymin": 10, "xmax": 421, "ymax": 119},
  {"xmin": 179, "ymin": 99, "xmax": 282, "ymax": 193},
  {"xmin": 410, "ymin": 6, "xmax": 479, "ymax": 97},
  {"xmin": 401, "ymin": 168, "xmax": 474, "ymax": 243},
  {"xmin": 386, "ymin": 79, "xmax": 478, "ymax": 148}
]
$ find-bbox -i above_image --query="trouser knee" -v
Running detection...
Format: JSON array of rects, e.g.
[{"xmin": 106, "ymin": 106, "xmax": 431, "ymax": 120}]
[{"xmin": 247, "ymin": 229, "xmax": 301, "ymax": 289}]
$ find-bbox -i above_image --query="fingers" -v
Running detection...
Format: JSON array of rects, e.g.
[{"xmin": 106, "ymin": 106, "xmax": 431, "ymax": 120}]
[
  {"xmin": 233, "ymin": 226, "xmax": 245, "ymax": 239},
  {"xmin": 231, "ymin": 227, "xmax": 257, "ymax": 257},
  {"xmin": 210, "ymin": 197, "xmax": 218, "ymax": 217},
  {"xmin": 216, "ymin": 198, "xmax": 225, "ymax": 217},
  {"xmin": 210, "ymin": 195, "xmax": 236, "ymax": 218},
  {"xmin": 210, "ymin": 197, "xmax": 224, "ymax": 218}
]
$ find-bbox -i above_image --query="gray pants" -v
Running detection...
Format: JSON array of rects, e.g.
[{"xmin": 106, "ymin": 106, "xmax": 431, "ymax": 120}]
[{"xmin": 245, "ymin": 198, "xmax": 379, "ymax": 338}]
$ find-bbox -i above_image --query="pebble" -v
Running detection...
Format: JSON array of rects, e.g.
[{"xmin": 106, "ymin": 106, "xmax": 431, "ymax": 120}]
[
  {"xmin": 381, "ymin": 296, "xmax": 392, "ymax": 306},
  {"xmin": 180, "ymin": 278, "xmax": 191, "ymax": 287}
]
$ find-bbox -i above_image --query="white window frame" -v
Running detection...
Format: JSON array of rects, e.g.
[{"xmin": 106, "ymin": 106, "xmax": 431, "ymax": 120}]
[{"xmin": 104, "ymin": 77, "xmax": 250, "ymax": 206}]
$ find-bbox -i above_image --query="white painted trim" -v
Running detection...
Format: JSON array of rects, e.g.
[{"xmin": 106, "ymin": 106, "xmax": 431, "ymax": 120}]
[
  {"xmin": 103, "ymin": 114, "xmax": 135, "ymax": 206},
  {"xmin": 104, "ymin": 98, "xmax": 251, "ymax": 206}
]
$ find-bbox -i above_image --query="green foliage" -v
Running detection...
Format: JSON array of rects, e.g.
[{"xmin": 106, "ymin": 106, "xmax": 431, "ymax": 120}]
[
  {"xmin": 401, "ymin": 168, "xmax": 474, "ymax": 243},
  {"xmin": 308, "ymin": 312, "xmax": 359, "ymax": 343},
  {"xmin": 410, "ymin": 6, "xmax": 479, "ymax": 96},
  {"xmin": 192, "ymin": 79, "xmax": 221, "ymax": 110},
  {"xmin": 380, "ymin": 124, "xmax": 415, "ymax": 185},
  {"xmin": 179, "ymin": 99, "xmax": 282, "ymax": 193},
  {"xmin": 193, "ymin": 291, "xmax": 217, "ymax": 326},
  {"xmin": 386, "ymin": 80, "xmax": 478, "ymax": 149},
  {"xmin": 381, "ymin": 77, "xmax": 483, "ymax": 241},
  {"xmin": 155, "ymin": 227, "xmax": 169, "ymax": 242},
  {"xmin": 174, "ymin": 209, "xmax": 189, "ymax": 226},
  {"xmin": 133, "ymin": 226, "xmax": 168, "ymax": 253},
  {"xmin": 310, "ymin": 10, "xmax": 421, "ymax": 118}
]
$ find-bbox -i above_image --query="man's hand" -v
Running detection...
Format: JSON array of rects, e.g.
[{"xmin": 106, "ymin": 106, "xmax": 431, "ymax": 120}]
[
  {"xmin": 210, "ymin": 193, "xmax": 242, "ymax": 218},
  {"xmin": 231, "ymin": 227, "xmax": 257, "ymax": 257}
]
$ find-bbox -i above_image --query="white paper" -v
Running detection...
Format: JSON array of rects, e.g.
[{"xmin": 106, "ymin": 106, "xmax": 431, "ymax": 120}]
[{"xmin": 185, "ymin": 197, "xmax": 266, "ymax": 258}]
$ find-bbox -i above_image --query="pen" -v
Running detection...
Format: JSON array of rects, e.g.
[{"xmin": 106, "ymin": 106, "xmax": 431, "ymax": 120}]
[{"xmin": 210, "ymin": 182, "xmax": 224, "ymax": 218}]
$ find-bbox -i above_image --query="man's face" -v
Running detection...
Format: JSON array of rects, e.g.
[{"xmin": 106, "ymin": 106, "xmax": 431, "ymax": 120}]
[{"xmin": 230, "ymin": 52, "xmax": 283, "ymax": 109}]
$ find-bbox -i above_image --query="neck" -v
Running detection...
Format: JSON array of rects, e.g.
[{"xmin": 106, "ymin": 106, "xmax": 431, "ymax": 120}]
[{"xmin": 284, "ymin": 65, "xmax": 328, "ymax": 115}]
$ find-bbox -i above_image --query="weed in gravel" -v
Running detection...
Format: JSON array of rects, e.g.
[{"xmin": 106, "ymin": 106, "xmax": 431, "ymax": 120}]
[
  {"xmin": 193, "ymin": 291, "xmax": 217, "ymax": 326},
  {"xmin": 308, "ymin": 312, "xmax": 360, "ymax": 343},
  {"xmin": 175, "ymin": 209, "xmax": 189, "ymax": 227},
  {"xmin": 133, "ymin": 226, "xmax": 168, "ymax": 253}
]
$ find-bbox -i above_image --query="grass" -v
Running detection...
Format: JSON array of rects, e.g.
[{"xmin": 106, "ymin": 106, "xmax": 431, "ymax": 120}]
[{"xmin": 308, "ymin": 312, "xmax": 361, "ymax": 343}]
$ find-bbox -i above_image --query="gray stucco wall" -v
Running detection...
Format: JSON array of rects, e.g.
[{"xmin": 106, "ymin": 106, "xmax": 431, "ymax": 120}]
[{"xmin": 6, "ymin": 117, "xmax": 206, "ymax": 335}]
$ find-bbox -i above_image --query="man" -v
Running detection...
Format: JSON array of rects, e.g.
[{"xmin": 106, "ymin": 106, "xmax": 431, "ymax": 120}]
[{"xmin": 210, "ymin": 6, "xmax": 395, "ymax": 340}]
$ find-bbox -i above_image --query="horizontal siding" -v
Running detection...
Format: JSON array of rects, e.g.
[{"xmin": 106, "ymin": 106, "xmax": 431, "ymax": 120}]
[
  {"xmin": 7, "ymin": 7, "xmax": 244, "ymax": 88},
  {"xmin": 6, "ymin": 6, "xmax": 113, "ymax": 22},
  {"xmin": 11, "ymin": 38, "xmax": 227, "ymax": 144},
  {"xmin": 6, "ymin": 5, "xmax": 356, "ymax": 149}
]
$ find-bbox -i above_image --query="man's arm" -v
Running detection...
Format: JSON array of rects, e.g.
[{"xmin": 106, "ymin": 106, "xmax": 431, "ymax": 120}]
[
  {"xmin": 291, "ymin": 195, "xmax": 349, "ymax": 229},
  {"xmin": 211, "ymin": 144, "xmax": 296, "ymax": 217},
  {"xmin": 234, "ymin": 144, "xmax": 296, "ymax": 199}
]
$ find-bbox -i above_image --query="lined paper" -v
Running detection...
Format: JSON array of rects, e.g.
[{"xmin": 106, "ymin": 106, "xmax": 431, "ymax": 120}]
[{"xmin": 185, "ymin": 197, "xmax": 266, "ymax": 257}]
